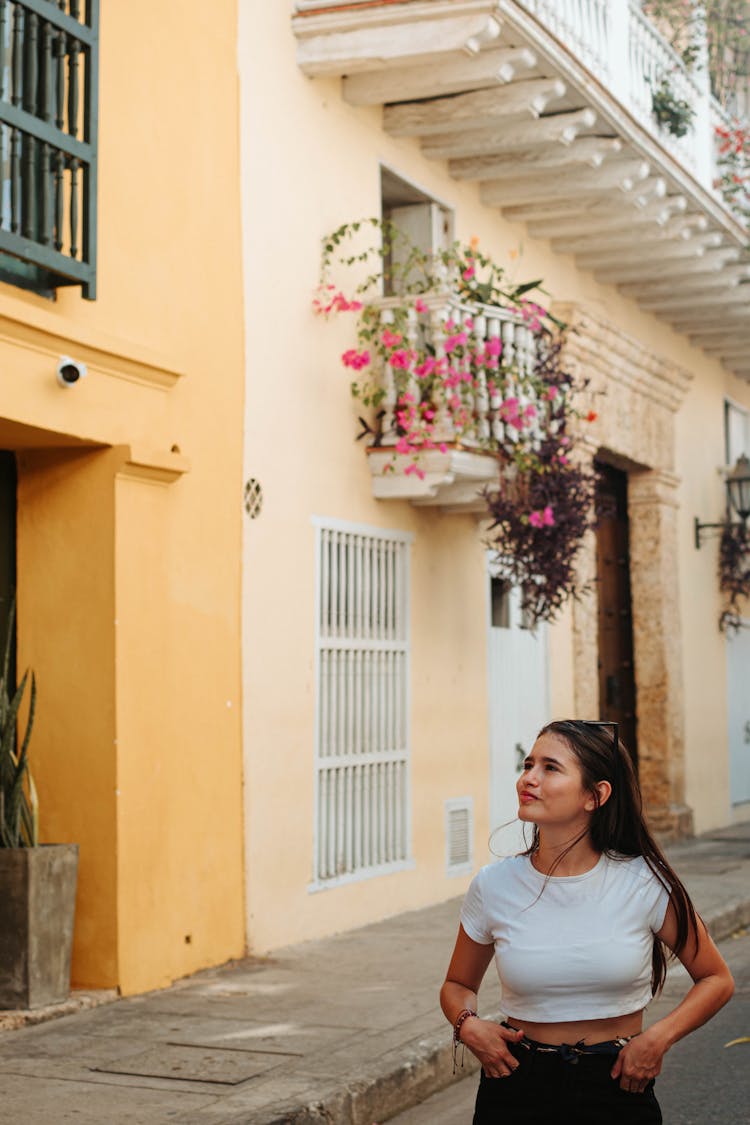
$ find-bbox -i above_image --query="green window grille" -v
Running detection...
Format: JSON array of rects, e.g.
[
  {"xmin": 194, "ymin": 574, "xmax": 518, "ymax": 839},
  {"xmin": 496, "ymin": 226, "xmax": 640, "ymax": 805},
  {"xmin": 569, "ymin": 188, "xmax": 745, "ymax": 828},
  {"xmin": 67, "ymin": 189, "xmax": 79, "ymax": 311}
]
[{"xmin": 0, "ymin": 1, "xmax": 98, "ymax": 299}]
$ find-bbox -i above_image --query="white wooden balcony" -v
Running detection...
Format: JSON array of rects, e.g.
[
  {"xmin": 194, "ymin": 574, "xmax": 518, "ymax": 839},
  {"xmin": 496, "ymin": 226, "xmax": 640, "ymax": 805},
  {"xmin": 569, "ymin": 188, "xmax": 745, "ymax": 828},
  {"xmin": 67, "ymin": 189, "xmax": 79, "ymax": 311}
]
[
  {"xmin": 292, "ymin": 0, "xmax": 750, "ymax": 383},
  {"xmin": 365, "ymin": 293, "xmax": 544, "ymax": 513}
]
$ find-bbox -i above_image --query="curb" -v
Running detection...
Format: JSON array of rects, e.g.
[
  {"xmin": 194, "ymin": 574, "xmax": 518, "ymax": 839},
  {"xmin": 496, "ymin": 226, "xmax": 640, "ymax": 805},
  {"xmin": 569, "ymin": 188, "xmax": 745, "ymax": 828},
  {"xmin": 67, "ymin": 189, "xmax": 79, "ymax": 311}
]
[
  {"xmin": 0, "ymin": 989, "xmax": 118, "ymax": 1033},
  {"xmin": 255, "ymin": 1018, "xmax": 495, "ymax": 1125}
]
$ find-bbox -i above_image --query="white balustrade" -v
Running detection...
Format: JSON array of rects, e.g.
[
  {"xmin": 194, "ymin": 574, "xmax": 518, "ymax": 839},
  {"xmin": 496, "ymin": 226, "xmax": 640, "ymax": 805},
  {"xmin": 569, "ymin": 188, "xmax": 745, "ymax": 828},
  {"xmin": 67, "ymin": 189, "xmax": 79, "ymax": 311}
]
[
  {"xmin": 516, "ymin": 0, "xmax": 731, "ymax": 208},
  {"xmin": 521, "ymin": 0, "xmax": 611, "ymax": 81},
  {"xmin": 370, "ymin": 293, "xmax": 544, "ymax": 456}
]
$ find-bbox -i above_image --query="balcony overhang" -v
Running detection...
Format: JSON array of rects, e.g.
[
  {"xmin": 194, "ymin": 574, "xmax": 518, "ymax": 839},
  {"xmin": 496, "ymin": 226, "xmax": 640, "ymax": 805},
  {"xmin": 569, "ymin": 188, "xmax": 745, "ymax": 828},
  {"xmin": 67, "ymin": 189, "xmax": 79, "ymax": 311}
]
[
  {"xmin": 293, "ymin": 0, "xmax": 750, "ymax": 382},
  {"xmin": 367, "ymin": 445, "xmax": 500, "ymax": 513}
]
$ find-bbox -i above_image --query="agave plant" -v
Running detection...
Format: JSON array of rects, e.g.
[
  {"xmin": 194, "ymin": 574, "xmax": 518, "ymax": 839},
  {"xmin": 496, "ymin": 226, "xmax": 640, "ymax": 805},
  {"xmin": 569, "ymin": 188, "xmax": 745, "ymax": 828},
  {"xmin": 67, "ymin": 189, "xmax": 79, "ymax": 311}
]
[{"xmin": 0, "ymin": 600, "xmax": 38, "ymax": 848}]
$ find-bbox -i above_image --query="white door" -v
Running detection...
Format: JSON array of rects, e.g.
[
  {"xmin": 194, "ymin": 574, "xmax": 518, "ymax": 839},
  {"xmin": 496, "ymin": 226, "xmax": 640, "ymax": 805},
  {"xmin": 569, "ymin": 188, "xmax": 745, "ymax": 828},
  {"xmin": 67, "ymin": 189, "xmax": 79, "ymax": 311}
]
[
  {"xmin": 728, "ymin": 625, "xmax": 750, "ymax": 807},
  {"xmin": 487, "ymin": 564, "xmax": 550, "ymax": 855},
  {"xmin": 725, "ymin": 402, "xmax": 750, "ymax": 808}
]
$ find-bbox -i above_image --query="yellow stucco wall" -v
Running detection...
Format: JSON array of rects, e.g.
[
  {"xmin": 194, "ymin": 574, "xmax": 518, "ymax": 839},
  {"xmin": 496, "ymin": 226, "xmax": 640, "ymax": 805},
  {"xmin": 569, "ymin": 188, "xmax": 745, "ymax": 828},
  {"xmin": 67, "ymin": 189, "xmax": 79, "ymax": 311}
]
[
  {"xmin": 239, "ymin": 3, "xmax": 750, "ymax": 952},
  {"xmin": 2, "ymin": 1, "xmax": 246, "ymax": 993}
]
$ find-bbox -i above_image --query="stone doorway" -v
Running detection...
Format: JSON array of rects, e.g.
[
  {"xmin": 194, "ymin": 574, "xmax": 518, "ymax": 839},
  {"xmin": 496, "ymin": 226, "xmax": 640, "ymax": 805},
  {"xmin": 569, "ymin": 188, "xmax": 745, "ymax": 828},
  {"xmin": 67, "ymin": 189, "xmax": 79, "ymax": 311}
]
[{"xmin": 554, "ymin": 303, "xmax": 694, "ymax": 839}]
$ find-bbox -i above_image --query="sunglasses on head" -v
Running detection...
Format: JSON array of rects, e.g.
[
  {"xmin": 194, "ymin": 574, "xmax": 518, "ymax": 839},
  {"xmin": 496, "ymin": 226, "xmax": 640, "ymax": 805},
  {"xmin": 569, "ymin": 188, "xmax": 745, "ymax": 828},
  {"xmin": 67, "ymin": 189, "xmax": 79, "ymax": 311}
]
[{"xmin": 578, "ymin": 720, "xmax": 619, "ymax": 759}]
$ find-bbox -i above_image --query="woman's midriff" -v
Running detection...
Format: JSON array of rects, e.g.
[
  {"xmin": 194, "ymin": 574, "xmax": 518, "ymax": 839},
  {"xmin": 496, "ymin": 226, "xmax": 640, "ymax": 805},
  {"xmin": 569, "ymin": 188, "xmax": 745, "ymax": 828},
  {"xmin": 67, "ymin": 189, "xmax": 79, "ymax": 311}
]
[{"xmin": 504, "ymin": 1009, "xmax": 645, "ymax": 1045}]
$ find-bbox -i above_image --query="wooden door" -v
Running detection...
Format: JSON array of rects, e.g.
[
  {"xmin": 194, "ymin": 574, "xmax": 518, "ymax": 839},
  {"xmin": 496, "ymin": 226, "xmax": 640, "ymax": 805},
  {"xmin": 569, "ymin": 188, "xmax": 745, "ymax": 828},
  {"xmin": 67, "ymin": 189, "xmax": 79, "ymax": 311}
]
[{"xmin": 596, "ymin": 463, "xmax": 638, "ymax": 766}]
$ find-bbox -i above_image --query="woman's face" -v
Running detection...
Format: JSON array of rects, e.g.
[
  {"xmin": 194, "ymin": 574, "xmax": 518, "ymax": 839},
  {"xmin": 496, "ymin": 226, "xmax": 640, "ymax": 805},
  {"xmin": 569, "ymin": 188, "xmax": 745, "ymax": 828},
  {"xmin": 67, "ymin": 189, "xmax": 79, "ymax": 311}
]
[{"xmin": 516, "ymin": 732, "xmax": 598, "ymax": 829}]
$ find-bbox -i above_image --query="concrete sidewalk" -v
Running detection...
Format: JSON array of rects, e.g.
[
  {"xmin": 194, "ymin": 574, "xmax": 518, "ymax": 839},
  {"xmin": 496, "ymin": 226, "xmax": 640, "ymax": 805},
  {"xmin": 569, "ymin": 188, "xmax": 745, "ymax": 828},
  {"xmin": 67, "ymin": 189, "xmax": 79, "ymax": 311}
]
[{"xmin": 1, "ymin": 823, "xmax": 748, "ymax": 1125}]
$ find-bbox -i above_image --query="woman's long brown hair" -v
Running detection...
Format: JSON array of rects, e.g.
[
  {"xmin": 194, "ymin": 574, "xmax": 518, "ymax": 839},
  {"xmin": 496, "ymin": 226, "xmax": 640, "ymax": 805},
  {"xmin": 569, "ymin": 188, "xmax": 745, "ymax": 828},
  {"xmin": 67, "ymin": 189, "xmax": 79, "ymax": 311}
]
[{"xmin": 523, "ymin": 719, "xmax": 699, "ymax": 996}]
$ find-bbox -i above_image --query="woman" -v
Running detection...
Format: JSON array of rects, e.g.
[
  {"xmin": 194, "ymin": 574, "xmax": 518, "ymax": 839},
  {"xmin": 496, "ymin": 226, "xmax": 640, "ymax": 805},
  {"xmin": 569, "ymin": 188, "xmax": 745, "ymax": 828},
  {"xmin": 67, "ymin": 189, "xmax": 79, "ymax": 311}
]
[{"xmin": 440, "ymin": 720, "xmax": 734, "ymax": 1124}]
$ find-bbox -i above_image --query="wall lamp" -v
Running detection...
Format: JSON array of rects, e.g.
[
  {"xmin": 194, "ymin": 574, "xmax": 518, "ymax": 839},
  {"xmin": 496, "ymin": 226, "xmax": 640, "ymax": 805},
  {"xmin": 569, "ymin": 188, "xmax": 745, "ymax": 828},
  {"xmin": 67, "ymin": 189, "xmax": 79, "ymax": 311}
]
[{"xmin": 694, "ymin": 454, "xmax": 750, "ymax": 548}]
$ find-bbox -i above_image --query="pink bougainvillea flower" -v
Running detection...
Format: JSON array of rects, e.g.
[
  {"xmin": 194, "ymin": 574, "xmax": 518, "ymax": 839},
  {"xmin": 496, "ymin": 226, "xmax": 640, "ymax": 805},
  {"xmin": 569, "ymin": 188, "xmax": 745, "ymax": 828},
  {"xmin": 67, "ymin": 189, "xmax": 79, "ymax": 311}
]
[
  {"xmin": 464, "ymin": 317, "xmax": 474, "ymax": 330},
  {"xmin": 523, "ymin": 404, "xmax": 537, "ymax": 419},
  {"xmin": 485, "ymin": 337, "xmax": 502, "ymax": 358},
  {"xmin": 389, "ymin": 348, "xmax": 412, "ymax": 369},
  {"xmin": 422, "ymin": 408, "xmax": 435, "ymax": 421},
  {"xmin": 381, "ymin": 328, "xmax": 403, "ymax": 348},
  {"xmin": 395, "ymin": 437, "xmax": 411, "ymax": 456},
  {"xmin": 400, "ymin": 391, "xmax": 415, "ymax": 404},
  {"xmin": 438, "ymin": 442, "xmax": 448, "ymax": 454},
  {"xmin": 341, "ymin": 348, "xmax": 370, "ymax": 370},
  {"xmin": 414, "ymin": 357, "xmax": 437, "ymax": 379},
  {"xmin": 444, "ymin": 332, "xmax": 468, "ymax": 352},
  {"xmin": 414, "ymin": 298, "xmax": 429, "ymax": 314},
  {"xmin": 335, "ymin": 295, "xmax": 362, "ymax": 312},
  {"xmin": 404, "ymin": 462, "xmax": 425, "ymax": 480},
  {"xmin": 529, "ymin": 506, "xmax": 555, "ymax": 529},
  {"xmin": 462, "ymin": 265, "xmax": 475, "ymax": 280}
]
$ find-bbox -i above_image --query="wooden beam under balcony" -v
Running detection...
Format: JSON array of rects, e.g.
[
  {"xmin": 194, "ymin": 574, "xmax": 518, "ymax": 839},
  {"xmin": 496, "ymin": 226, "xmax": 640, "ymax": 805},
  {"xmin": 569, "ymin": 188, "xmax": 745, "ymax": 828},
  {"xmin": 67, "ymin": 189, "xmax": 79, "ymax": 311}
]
[
  {"xmin": 573, "ymin": 232, "xmax": 724, "ymax": 273},
  {"xmin": 640, "ymin": 283, "xmax": 750, "ymax": 315},
  {"xmin": 420, "ymin": 108, "xmax": 596, "ymax": 159},
  {"xmin": 689, "ymin": 318, "xmax": 750, "ymax": 339},
  {"xmin": 501, "ymin": 182, "xmax": 668, "ymax": 227},
  {"xmin": 343, "ymin": 46, "xmax": 537, "ymax": 105},
  {"xmin": 617, "ymin": 264, "xmax": 750, "ymax": 300},
  {"xmin": 295, "ymin": 9, "xmax": 503, "ymax": 77},
  {"xmin": 594, "ymin": 247, "xmax": 741, "ymax": 286},
  {"xmin": 449, "ymin": 137, "xmax": 623, "ymax": 181},
  {"xmin": 524, "ymin": 196, "xmax": 686, "ymax": 241},
  {"xmin": 551, "ymin": 213, "xmax": 706, "ymax": 256},
  {"xmin": 383, "ymin": 78, "xmax": 567, "ymax": 138},
  {"xmin": 480, "ymin": 158, "xmax": 650, "ymax": 208},
  {"xmin": 667, "ymin": 304, "xmax": 750, "ymax": 333}
]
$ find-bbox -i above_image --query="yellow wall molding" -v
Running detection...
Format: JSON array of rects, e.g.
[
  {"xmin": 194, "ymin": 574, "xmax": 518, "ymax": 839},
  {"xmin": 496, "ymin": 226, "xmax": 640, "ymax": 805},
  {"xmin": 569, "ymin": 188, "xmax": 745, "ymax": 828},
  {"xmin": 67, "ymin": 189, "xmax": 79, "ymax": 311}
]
[
  {"xmin": 114, "ymin": 444, "xmax": 191, "ymax": 485},
  {"xmin": 0, "ymin": 308, "xmax": 185, "ymax": 390}
]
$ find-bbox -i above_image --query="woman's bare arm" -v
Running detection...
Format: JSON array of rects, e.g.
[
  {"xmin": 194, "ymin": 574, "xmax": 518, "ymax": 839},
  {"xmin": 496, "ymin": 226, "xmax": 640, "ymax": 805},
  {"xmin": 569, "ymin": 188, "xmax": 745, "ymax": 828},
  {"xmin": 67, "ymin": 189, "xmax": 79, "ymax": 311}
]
[
  {"xmin": 440, "ymin": 925, "xmax": 524, "ymax": 1078},
  {"xmin": 611, "ymin": 903, "xmax": 735, "ymax": 1093}
]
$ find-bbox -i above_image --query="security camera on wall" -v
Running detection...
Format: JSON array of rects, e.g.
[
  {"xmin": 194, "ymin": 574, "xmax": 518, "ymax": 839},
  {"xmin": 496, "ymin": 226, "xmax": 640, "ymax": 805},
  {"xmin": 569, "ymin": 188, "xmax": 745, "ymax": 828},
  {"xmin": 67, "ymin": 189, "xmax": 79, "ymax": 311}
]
[{"xmin": 56, "ymin": 356, "xmax": 87, "ymax": 388}]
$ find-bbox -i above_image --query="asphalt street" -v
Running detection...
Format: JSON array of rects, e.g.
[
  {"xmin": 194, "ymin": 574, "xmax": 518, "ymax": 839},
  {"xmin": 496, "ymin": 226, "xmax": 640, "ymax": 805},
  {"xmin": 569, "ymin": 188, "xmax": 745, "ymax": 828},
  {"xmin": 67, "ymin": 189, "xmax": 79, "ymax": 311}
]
[{"xmin": 388, "ymin": 929, "xmax": 750, "ymax": 1124}]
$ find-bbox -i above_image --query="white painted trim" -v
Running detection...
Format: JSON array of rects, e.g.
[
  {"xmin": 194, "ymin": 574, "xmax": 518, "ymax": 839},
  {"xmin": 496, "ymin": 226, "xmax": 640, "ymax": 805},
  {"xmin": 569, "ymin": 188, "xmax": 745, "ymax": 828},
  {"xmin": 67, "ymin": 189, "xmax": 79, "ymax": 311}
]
[
  {"xmin": 311, "ymin": 514, "xmax": 414, "ymax": 542},
  {"xmin": 308, "ymin": 859, "xmax": 416, "ymax": 893}
]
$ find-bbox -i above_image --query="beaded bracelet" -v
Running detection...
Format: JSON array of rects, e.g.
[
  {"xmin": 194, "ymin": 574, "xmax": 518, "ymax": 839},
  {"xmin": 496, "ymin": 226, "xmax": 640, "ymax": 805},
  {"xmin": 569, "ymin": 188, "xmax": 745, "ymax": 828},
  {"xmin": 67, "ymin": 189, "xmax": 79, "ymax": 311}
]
[{"xmin": 452, "ymin": 1008, "xmax": 477, "ymax": 1073}]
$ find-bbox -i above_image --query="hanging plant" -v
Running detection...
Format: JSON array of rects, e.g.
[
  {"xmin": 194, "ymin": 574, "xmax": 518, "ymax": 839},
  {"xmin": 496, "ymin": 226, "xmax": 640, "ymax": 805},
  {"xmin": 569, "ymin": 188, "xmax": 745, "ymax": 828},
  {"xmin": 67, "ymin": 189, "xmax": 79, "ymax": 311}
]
[
  {"xmin": 314, "ymin": 219, "xmax": 600, "ymax": 627},
  {"xmin": 719, "ymin": 522, "xmax": 750, "ymax": 632},
  {"xmin": 649, "ymin": 76, "xmax": 696, "ymax": 137},
  {"xmin": 714, "ymin": 119, "xmax": 750, "ymax": 219},
  {"xmin": 483, "ymin": 338, "xmax": 600, "ymax": 628},
  {"xmin": 642, "ymin": 0, "xmax": 750, "ymax": 109}
]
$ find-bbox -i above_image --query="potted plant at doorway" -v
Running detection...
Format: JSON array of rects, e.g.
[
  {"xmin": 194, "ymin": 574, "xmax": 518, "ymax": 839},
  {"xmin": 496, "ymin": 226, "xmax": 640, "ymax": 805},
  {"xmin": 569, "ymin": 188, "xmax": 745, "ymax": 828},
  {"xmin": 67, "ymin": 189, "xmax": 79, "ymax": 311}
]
[{"xmin": 0, "ymin": 602, "xmax": 78, "ymax": 1009}]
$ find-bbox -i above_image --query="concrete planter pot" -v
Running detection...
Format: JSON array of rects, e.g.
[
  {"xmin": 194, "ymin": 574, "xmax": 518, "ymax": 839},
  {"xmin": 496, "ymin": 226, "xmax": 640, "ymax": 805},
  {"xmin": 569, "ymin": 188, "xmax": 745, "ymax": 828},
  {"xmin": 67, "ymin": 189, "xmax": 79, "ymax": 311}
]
[{"xmin": 0, "ymin": 844, "xmax": 78, "ymax": 1009}]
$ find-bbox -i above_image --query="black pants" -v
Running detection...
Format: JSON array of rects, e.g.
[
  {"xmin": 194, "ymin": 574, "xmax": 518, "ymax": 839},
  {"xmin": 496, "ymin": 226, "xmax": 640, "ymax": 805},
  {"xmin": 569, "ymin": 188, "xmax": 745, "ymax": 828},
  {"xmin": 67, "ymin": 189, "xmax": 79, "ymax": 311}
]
[{"xmin": 472, "ymin": 1042, "xmax": 662, "ymax": 1125}]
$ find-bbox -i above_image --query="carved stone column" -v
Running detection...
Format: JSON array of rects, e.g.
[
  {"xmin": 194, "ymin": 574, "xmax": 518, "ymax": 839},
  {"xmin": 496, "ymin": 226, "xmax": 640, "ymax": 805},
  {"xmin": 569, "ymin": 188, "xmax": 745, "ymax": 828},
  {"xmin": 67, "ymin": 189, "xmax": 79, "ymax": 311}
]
[{"xmin": 628, "ymin": 470, "xmax": 693, "ymax": 838}]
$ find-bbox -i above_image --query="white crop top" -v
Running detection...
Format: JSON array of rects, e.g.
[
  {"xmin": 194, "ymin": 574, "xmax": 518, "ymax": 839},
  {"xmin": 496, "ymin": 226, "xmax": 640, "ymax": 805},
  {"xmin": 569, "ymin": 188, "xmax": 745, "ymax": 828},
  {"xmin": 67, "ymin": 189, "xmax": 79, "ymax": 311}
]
[{"xmin": 460, "ymin": 852, "xmax": 670, "ymax": 1022}]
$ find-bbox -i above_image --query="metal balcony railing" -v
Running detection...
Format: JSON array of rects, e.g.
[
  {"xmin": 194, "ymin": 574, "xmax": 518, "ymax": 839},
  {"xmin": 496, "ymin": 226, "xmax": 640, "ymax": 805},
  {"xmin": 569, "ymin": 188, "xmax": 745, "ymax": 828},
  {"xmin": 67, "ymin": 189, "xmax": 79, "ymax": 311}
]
[{"xmin": 0, "ymin": 1, "xmax": 99, "ymax": 298}]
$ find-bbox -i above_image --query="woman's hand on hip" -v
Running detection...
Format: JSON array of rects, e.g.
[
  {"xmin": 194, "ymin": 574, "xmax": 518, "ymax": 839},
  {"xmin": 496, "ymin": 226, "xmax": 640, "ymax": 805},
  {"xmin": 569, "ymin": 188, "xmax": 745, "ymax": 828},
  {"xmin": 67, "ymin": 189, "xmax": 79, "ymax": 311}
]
[
  {"xmin": 461, "ymin": 1018, "xmax": 525, "ymax": 1078},
  {"xmin": 610, "ymin": 1028, "xmax": 667, "ymax": 1093}
]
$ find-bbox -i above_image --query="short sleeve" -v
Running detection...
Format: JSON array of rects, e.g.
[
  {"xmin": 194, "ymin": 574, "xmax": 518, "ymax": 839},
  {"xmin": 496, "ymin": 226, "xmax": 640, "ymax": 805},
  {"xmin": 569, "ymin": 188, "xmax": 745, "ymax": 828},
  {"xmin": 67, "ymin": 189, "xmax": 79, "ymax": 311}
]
[
  {"xmin": 645, "ymin": 866, "xmax": 671, "ymax": 933},
  {"xmin": 460, "ymin": 869, "xmax": 494, "ymax": 945}
]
